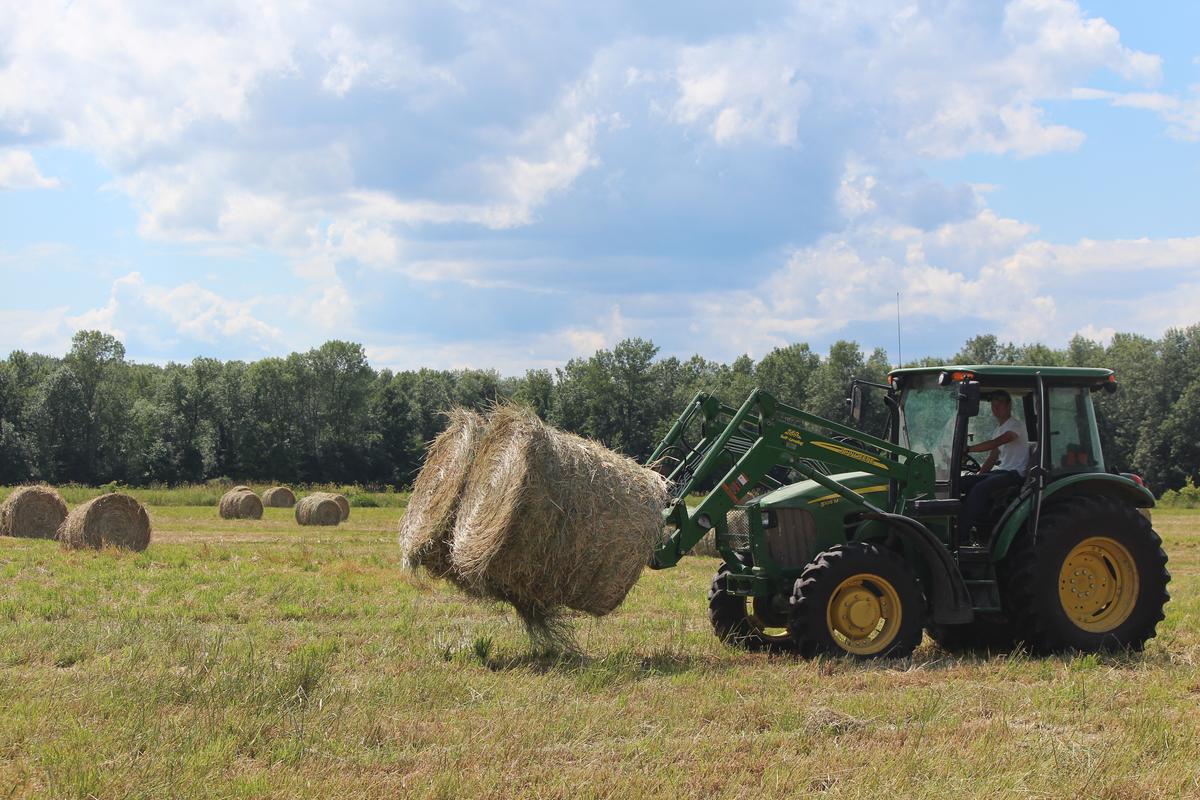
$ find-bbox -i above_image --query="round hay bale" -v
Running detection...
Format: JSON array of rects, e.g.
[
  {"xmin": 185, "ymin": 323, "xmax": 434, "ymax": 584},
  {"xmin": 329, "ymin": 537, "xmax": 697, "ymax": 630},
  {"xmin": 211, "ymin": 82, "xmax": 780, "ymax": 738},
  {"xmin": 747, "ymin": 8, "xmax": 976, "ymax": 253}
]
[
  {"xmin": 219, "ymin": 489, "xmax": 264, "ymax": 520},
  {"xmin": 59, "ymin": 493, "xmax": 151, "ymax": 552},
  {"xmin": 231, "ymin": 485, "xmax": 251, "ymax": 492},
  {"xmin": 450, "ymin": 405, "xmax": 669, "ymax": 635},
  {"xmin": 312, "ymin": 492, "xmax": 350, "ymax": 521},
  {"xmin": 0, "ymin": 485, "xmax": 69, "ymax": 540},
  {"xmin": 398, "ymin": 408, "xmax": 485, "ymax": 578},
  {"xmin": 295, "ymin": 495, "xmax": 341, "ymax": 526},
  {"xmin": 261, "ymin": 486, "xmax": 296, "ymax": 508}
]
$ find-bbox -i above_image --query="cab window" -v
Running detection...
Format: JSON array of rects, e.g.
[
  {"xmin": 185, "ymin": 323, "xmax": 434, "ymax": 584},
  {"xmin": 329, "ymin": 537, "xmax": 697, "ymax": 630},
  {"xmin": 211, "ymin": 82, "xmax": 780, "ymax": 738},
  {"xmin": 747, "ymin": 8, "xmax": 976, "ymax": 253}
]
[{"xmin": 1048, "ymin": 387, "xmax": 1105, "ymax": 473}]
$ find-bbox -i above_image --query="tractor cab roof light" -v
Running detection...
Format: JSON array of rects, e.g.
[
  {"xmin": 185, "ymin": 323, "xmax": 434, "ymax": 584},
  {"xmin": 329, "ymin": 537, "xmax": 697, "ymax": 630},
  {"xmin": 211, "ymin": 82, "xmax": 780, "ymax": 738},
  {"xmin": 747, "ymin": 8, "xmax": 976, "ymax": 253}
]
[{"xmin": 938, "ymin": 370, "xmax": 976, "ymax": 386}]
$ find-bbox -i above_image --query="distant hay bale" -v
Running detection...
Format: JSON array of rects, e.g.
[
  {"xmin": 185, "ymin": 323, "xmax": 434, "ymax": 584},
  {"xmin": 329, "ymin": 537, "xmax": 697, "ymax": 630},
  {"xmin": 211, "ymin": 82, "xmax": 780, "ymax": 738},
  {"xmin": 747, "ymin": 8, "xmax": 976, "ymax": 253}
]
[
  {"xmin": 219, "ymin": 489, "xmax": 264, "ymax": 520},
  {"xmin": 295, "ymin": 495, "xmax": 342, "ymax": 526},
  {"xmin": 59, "ymin": 493, "xmax": 151, "ymax": 552},
  {"xmin": 399, "ymin": 408, "xmax": 486, "ymax": 579},
  {"xmin": 314, "ymin": 492, "xmax": 350, "ymax": 521},
  {"xmin": 231, "ymin": 485, "xmax": 251, "ymax": 493},
  {"xmin": 0, "ymin": 485, "xmax": 68, "ymax": 540},
  {"xmin": 450, "ymin": 405, "xmax": 670, "ymax": 640},
  {"xmin": 691, "ymin": 530, "xmax": 720, "ymax": 558},
  {"xmin": 262, "ymin": 486, "xmax": 296, "ymax": 508}
]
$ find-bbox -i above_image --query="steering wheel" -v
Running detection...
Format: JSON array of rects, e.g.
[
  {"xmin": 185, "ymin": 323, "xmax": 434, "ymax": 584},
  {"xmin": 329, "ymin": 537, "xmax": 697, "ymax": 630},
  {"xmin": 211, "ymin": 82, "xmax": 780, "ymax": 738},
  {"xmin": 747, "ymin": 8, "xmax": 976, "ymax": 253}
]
[{"xmin": 960, "ymin": 451, "xmax": 983, "ymax": 475}]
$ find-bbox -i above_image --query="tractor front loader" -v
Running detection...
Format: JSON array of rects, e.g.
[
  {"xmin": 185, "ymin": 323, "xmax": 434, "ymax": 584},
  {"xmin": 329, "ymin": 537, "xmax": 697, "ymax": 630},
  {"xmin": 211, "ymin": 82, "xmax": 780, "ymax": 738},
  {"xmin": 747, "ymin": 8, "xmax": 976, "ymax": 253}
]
[{"xmin": 647, "ymin": 366, "xmax": 1169, "ymax": 659}]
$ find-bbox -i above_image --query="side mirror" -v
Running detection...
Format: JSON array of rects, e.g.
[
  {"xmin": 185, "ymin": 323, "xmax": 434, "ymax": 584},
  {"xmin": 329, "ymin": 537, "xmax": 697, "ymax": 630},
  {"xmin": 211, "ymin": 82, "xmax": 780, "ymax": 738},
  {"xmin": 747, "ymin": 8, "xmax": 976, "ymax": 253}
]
[
  {"xmin": 849, "ymin": 384, "xmax": 865, "ymax": 423},
  {"xmin": 958, "ymin": 381, "xmax": 981, "ymax": 417}
]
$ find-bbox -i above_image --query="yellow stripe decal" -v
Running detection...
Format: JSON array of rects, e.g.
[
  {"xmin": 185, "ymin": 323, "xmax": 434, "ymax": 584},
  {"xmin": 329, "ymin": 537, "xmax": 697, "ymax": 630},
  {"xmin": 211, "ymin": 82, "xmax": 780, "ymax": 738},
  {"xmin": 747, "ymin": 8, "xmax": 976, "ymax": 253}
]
[
  {"xmin": 811, "ymin": 441, "xmax": 889, "ymax": 471},
  {"xmin": 808, "ymin": 485, "xmax": 888, "ymax": 505}
]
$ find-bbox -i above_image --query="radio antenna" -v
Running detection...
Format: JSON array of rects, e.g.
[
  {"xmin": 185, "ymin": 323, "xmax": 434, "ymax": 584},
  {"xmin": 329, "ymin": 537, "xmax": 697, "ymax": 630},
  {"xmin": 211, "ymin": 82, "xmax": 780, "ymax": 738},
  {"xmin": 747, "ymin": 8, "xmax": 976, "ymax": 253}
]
[{"xmin": 896, "ymin": 291, "xmax": 903, "ymax": 368}]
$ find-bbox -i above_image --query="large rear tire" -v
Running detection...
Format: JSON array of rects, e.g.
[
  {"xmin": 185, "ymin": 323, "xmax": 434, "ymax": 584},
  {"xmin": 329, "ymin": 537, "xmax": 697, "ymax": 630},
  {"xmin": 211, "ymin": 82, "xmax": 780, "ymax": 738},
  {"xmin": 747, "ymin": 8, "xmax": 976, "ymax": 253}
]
[
  {"xmin": 708, "ymin": 566, "xmax": 794, "ymax": 653},
  {"xmin": 1000, "ymin": 495, "xmax": 1169, "ymax": 654},
  {"xmin": 788, "ymin": 543, "xmax": 925, "ymax": 659}
]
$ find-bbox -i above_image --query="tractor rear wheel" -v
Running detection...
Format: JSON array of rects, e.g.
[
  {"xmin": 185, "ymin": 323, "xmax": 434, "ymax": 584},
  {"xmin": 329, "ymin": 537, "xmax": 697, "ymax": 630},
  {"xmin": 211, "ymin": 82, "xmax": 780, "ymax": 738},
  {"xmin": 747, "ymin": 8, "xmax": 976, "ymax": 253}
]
[
  {"xmin": 708, "ymin": 566, "xmax": 794, "ymax": 653},
  {"xmin": 999, "ymin": 495, "xmax": 1169, "ymax": 654},
  {"xmin": 788, "ymin": 543, "xmax": 924, "ymax": 659}
]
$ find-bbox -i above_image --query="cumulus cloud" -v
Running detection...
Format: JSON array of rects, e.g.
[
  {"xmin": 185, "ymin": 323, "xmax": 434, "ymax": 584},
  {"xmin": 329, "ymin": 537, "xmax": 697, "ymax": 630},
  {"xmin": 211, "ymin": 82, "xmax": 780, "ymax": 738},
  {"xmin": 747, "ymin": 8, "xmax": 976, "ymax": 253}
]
[
  {"xmin": 70, "ymin": 272, "xmax": 282, "ymax": 351},
  {"xmin": 0, "ymin": 149, "xmax": 60, "ymax": 189}
]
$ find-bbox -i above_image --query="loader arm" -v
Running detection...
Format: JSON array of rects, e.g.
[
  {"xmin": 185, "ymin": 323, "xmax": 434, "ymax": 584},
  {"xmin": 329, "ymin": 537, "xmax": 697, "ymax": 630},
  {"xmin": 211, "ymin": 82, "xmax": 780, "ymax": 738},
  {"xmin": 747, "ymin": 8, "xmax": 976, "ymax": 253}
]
[{"xmin": 649, "ymin": 388, "xmax": 936, "ymax": 569}]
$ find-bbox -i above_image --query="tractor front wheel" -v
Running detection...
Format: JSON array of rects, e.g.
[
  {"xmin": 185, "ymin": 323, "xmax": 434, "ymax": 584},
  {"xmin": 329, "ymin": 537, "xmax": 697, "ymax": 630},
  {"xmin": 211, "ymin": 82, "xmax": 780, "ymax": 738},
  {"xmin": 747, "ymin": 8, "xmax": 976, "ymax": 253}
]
[
  {"xmin": 1000, "ymin": 496, "xmax": 1169, "ymax": 653},
  {"xmin": 708, "ymin": 566, "xmax": 794, "ymax": 653},
  {"xmin": 789, "ymin": 543, "xmax": 925, "ymax": 659}
]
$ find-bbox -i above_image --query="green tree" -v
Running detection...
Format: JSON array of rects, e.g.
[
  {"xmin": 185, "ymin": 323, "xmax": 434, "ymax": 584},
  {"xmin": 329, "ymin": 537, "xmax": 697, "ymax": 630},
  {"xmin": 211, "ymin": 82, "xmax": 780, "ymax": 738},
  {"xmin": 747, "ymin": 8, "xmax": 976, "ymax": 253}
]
[{"xmin": 757, "ymin": 343, "xmax": 819, "ymax": 407}]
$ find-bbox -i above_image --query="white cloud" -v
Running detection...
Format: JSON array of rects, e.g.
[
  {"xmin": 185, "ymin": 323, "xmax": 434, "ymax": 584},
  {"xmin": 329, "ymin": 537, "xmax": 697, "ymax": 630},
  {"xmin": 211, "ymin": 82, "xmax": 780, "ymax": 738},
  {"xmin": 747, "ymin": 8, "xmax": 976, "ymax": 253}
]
[
  {"xmin": 0, "ymin": 307, "xmax": 73, "ymax": 353},
  {"xmin": 0, "ymin": 149, "xmax": 59, "ymax": 189},
  {"xmin": 1071, "ymin": 85, "xmax": 1200, "ymax": 141},
  {"xmin": 70, "ymin": 272, "xmax": 282, "ymax": 350},
  {"xmin": 366, "ymin": 305, "xmax": 627, "ymax": 374}
]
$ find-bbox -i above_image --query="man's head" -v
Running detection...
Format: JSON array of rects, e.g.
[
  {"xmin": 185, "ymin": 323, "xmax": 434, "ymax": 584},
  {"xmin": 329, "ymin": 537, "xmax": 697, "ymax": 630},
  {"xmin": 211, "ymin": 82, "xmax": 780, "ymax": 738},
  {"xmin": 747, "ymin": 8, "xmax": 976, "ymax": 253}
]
[{"xmin": 990, "ymin": 390, "xmax": 1013, "ymax": 421}]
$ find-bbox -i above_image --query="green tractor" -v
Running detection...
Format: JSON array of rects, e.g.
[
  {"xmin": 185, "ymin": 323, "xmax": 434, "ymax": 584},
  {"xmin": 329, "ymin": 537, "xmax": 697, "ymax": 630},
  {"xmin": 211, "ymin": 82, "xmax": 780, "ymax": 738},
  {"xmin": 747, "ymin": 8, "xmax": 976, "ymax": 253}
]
[{"xmin": 647, "ymin": 365, "xmax": 1170, "ymax": 658}]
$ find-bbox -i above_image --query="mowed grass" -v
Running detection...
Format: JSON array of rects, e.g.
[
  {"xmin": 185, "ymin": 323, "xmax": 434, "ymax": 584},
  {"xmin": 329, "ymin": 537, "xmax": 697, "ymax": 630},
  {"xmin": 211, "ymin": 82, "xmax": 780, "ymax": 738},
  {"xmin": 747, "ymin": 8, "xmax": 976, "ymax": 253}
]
[{"xmin": 1, "ymin": 501, "xmax": 1198, "ymax": 799}]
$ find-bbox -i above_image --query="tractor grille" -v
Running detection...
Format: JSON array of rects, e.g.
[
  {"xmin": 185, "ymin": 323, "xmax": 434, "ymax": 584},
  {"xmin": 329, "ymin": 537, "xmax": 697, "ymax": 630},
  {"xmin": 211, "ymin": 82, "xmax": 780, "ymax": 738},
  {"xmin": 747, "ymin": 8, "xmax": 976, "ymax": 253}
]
[
  {"xmin": 725, "ymin": 509, "xmax": 751, "ymax": 550},
  {"xmin": 765, "ymin": 508, "xmax": 816, "ymax": 569}
]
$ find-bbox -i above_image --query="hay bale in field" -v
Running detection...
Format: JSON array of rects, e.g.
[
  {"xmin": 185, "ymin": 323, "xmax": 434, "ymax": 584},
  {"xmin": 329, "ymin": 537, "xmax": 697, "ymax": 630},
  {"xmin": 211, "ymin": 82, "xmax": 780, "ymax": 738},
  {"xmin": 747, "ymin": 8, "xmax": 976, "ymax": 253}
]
[
  {"xmin": 261, "ymin": 486, "xmax": 296, "ymax": 508},
  {"xmin": 59, "ymin": 493, "xmax": 151, "ymax": 552},
  {"xmin": 219, "ymin": 489, "xmax": 264, "ymax": 520},
  {"xmin": 0, "ymin": 485, "xmax": 69, "ymax": 540},
  {"xmin": 295, "ymin": 495, "xmax": 341, "ymax": 526},
  {"xmin": 312, "ymin": 492, "xmax": 350, "ymax": 521},
  {"xmin": 691, "ymin": 530, "xmax": 720, "ymax": 558},
  {"xmin": 231, "ymin": 485, "xmax": 251, "ymax": 492},
  {"xmin": 398, "ymin": 408, "xmax": 486, "ymax": 578},
  {"xmin": 450, "ymin": 404, "xmax": 669, "ymax": 639}
]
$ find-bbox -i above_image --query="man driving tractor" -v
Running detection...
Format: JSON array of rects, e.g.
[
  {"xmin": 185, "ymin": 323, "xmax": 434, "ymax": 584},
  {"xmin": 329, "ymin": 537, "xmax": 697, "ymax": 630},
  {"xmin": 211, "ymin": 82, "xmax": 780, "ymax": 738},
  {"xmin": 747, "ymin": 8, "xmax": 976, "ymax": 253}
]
[{"xmin": 959, "ymin": 390, "xmax": 1028, "ymax": 540}]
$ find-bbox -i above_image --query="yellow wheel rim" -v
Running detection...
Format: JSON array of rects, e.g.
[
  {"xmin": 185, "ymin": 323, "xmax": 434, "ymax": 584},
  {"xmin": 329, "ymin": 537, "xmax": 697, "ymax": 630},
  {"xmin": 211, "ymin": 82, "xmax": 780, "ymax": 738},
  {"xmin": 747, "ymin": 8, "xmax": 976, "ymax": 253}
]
[
  {"xmin": 746, "ymin": 598, "xmax": 791, "ymax": 643},
  {"xmin": 825, "ymin": 573, "xmax": 903, "ymax": 655},
  {"xmin": 1058, "ymin": 536, "xmax": 1139, "ymax": 633}
]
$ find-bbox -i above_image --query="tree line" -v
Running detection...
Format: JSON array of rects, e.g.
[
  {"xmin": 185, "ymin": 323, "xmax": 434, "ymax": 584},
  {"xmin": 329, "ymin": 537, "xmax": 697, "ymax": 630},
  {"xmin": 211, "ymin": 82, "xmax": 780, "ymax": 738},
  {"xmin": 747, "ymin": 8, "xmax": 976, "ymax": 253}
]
[{"xmin": 0, "ymin": 327, "xmax": 1196, "ymax": 494}]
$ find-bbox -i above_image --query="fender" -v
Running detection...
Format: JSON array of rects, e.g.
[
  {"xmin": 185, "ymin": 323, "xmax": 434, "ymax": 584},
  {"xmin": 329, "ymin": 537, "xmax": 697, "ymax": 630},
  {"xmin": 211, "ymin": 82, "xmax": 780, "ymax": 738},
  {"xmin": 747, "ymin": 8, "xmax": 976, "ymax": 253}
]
[
  {"xmin": 990, "ymin": 473, "xmax": 1156, "ymax": 562},
  {"xmin": 860, "ymin": 511, "xmax": 974, "ymax": 624}
]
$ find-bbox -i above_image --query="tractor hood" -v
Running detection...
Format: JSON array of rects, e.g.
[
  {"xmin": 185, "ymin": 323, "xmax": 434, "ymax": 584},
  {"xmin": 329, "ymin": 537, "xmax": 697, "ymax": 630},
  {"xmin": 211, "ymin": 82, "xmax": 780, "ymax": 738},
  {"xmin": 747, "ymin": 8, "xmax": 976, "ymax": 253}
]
[{"xmin": 754, "ymin": 471, "xmax": 888, "ymax": 510}]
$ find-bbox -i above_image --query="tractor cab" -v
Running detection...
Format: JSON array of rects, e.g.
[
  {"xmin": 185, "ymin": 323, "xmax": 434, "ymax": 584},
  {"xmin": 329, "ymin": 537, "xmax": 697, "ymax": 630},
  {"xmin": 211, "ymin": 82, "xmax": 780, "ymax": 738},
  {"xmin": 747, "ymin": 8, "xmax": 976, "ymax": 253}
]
[{"xmin": 884, "ymin": 365, "xmax": 1115, "ymax": 541}]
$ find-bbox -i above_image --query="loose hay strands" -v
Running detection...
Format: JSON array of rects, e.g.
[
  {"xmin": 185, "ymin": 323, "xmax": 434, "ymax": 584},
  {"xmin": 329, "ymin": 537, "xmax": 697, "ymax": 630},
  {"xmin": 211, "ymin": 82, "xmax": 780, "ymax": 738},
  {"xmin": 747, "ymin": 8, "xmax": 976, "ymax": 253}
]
[
  {"xmin": 450, "ymin": 405, "xmax": 669, "ymax": 642},
  {"xmin": 261, "ymin": 486, "xmax": 296, "ymax": 508},
  {"xmin": 231, "ymin": 485, "xmax": 251, "ymax": 493},
  {"xmin": 59, "ymin": 493, "xmax": 151, "ymax": 552},
  {"xmin": 295, "ymin": 495, "xmax": 342, "ymax": 526},
  {"xmin": 398, "ymin": 408, "xmax": 486, "ymax": 578},
  {"xmin": 219, "ymin": 489, "xmax": 264, "ymax": 520},
  {"xmin": 0, "ymin": 485, "xmax": 68, "ymax": 539}
]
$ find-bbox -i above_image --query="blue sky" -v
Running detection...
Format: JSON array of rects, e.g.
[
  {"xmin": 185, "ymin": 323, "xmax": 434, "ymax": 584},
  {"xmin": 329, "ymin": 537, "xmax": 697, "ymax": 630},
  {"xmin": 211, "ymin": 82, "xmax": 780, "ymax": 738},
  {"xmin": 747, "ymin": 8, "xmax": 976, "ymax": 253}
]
[{"xmin": 1, "ymin": 0, "xmax": 1197, "ymax": 373}]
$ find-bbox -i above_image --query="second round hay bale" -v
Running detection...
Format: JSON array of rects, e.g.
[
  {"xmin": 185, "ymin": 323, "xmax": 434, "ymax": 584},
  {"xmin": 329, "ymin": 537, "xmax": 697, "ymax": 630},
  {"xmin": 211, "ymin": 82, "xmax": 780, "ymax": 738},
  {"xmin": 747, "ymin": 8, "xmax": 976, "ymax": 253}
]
[
  {"xmin": 450, "ymin": 405, "xmax": 670, "ymax": 633},
  {"xmin": 261, "ymin": 486, "xmax": 296, "ymax": 508},
  {"xmin": 219, "ymin": 489, "xmax": 264, "ymax": 520},
  {"xmin": 312, "ymin": 492, "xmax": 350, "ymax": 521},
  {"xmin": 59, "ymin": 493, "xmax": 151, "ymax": 552},
  {"xmin": 398, "ymin": 408, "xmax": 486, "ymax": 578},
  {"xmin": 295, "ymin": 495, "xmax": 342, "ymax": 526},
  {"xmin": 0, "ymin": 485, "xmax": 69, "ymax": 539}
]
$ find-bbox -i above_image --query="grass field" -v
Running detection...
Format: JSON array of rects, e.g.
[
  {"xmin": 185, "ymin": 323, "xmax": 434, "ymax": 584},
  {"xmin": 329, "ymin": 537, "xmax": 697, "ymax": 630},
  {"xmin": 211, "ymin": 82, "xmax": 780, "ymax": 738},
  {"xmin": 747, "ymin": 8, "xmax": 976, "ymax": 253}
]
[{"xmin": 1, "ymin": 499, "xmax": 1198, "ymax": 799}]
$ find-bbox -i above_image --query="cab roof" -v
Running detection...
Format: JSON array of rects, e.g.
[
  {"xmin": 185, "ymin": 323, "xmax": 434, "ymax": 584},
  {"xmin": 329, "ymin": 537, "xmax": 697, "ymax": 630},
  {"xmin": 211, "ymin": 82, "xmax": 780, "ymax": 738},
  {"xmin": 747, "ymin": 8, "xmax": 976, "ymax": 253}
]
[{"xmin": 888, "ymin": 364, "xmax": 1114, "ymax": 385}]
